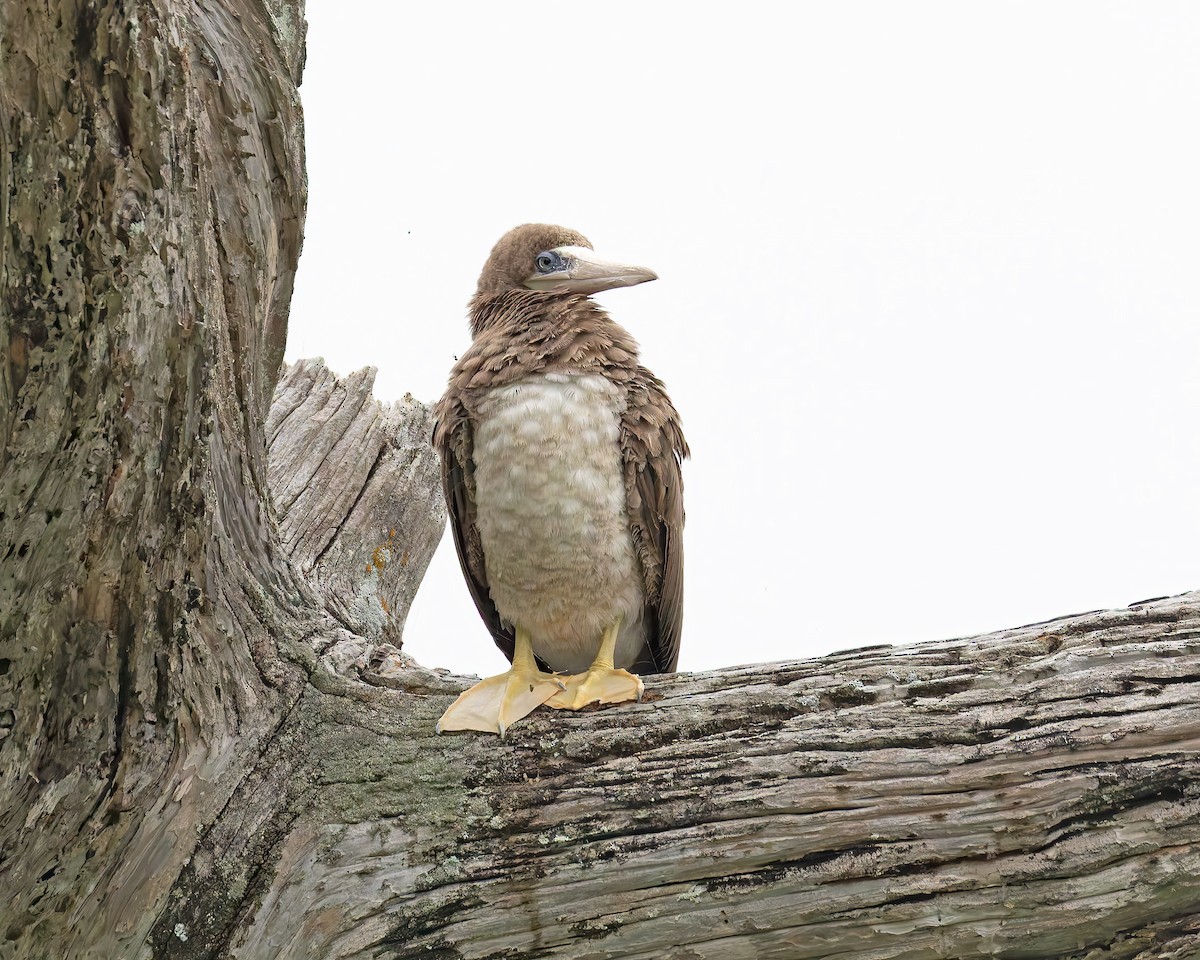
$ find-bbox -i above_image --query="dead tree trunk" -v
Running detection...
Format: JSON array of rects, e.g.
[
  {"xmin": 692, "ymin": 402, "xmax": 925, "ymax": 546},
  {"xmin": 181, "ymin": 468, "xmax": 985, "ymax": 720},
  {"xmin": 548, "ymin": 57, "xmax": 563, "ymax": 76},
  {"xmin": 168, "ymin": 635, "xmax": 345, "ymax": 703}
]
[{"xmin": 2, "ymin": 3, "xmax": 1199, "ymax": 959}]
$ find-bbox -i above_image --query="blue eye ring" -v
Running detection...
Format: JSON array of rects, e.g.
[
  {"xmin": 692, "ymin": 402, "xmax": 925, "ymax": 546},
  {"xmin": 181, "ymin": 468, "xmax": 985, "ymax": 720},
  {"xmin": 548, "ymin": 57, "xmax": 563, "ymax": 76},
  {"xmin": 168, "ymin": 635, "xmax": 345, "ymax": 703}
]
[{"xmin": 535, "ymin": 251, "xmax": 560, "ymax": 274}]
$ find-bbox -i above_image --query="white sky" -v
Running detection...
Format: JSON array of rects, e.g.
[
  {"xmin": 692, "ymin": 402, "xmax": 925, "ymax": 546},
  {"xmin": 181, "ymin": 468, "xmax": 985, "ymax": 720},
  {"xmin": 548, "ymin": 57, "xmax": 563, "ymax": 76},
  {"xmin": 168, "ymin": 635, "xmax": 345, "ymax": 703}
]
[{"xmin": 288, "ymin": 3, "xmax": 1200, "ymax": 677}]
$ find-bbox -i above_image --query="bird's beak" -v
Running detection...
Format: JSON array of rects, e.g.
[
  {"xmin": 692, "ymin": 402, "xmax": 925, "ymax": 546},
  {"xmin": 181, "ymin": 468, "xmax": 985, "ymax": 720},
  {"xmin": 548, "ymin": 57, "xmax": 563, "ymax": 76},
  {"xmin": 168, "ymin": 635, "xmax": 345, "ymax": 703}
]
[{"xmin": 524, "ymin": 245, "xmax": 658, "ymax": 295}]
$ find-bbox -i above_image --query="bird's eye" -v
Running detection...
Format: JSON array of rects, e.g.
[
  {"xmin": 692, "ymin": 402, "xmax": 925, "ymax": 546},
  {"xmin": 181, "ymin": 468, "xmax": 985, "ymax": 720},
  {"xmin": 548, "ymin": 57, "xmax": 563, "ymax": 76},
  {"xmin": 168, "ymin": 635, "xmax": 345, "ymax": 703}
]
[{"xmin": 535, "ymin": 252, "xmax": 559, "ymax": 274}]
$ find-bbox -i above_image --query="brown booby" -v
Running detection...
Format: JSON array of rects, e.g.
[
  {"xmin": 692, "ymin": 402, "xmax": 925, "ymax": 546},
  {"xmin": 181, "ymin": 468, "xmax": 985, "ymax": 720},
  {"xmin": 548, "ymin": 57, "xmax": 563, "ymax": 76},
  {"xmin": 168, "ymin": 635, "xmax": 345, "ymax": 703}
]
[{"xmin": 434, "ymin": 224, "xmax": 688, "ymax": 735}]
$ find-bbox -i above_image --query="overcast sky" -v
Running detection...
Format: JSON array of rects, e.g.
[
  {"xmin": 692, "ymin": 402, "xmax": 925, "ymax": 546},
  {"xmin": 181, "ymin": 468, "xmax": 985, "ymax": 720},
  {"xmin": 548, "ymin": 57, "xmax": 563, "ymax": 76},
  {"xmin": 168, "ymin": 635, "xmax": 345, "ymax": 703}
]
[{"xmin": 288, "ymin": 3, "xmax": 1200, "ymax": 678}]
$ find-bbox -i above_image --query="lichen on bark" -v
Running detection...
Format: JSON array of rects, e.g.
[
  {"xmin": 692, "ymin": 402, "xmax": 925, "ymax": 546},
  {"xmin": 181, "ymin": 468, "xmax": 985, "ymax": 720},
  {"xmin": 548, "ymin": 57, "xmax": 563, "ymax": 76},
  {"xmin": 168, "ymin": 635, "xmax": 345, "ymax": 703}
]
[{"xmin": 3, "ymin": 2, "xmax": 1200, "ymax": 959}]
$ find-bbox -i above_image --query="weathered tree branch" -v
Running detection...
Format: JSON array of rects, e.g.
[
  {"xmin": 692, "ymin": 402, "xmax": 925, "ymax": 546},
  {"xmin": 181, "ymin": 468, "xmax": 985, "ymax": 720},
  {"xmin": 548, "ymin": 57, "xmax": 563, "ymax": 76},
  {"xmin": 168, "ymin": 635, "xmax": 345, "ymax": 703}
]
[
  {"xmin": 2, "ymin": 1, "xmax": 319, "ymax": 956},
  {"xmin": 2, "ymin": 3, "xmax": 1199, "ymax": 959},
  {"xmin": 266, "ymin": 358, "xmax": 443, "ymax": 648},
  {"xmin": 219, "ymin": 585, "xmax": 1200, "ymax": 960}
]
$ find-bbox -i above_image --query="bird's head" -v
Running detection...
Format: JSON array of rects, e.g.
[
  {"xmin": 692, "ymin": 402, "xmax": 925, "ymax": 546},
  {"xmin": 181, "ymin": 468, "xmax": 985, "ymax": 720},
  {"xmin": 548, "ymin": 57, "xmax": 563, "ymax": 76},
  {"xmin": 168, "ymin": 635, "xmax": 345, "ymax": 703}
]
[{"xmin": 473, "ymin": 224, "xmax": 657, "ymax": 300}]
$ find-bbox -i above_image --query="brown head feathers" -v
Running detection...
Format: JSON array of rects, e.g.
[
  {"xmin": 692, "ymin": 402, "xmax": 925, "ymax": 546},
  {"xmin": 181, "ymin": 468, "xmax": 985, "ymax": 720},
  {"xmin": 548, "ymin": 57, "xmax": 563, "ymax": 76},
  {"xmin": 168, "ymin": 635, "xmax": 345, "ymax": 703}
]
[{"xmin": 473, "ymin": 224, "xmax": 591, "ymax": 301}]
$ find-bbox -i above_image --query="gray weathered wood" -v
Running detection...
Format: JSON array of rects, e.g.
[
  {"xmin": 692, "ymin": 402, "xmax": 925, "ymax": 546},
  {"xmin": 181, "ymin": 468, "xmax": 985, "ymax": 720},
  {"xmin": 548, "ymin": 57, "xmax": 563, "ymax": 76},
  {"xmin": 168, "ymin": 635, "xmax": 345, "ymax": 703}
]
[
  {"xmin": 0, "ymin": 1, "xmax": 319, "ymax": 956},
  {"xmin": 266, "ymin": 357, "xmax": 444, "ymax": 645},
  {"xmin": 230, "ymin": 593, "xmax": 1200, "ymax": 960},
  {"xmin": 2, "ymin": 2, "xmax": 1199, "ymax": 959}
]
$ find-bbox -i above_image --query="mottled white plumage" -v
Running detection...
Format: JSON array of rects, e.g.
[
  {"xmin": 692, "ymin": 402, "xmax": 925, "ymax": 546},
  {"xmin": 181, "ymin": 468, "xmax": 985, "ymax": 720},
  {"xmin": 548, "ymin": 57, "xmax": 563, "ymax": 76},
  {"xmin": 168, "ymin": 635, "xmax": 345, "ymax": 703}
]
[{"xmin": 472, "ymin": 372, "xmax": 647, "ymax": 672}]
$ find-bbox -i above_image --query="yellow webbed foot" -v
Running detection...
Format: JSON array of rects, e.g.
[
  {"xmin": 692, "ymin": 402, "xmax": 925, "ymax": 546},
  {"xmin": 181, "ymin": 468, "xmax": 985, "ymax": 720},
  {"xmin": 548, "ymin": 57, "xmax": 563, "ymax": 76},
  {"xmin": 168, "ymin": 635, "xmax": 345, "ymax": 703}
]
[
  {"xmin": 545, "ymin": 666, "xmax": 644, "ymax": 711},
  {"xmin": 436, "ymin": 665, "xmax": 566, "ymax": 736},
  {"xmin": 437, "ymin": 626, "xmax": 567, "ymax": 736},
  {"xmin": 544, "ymin": 616, "xmax": 643, "ymax": 711}
]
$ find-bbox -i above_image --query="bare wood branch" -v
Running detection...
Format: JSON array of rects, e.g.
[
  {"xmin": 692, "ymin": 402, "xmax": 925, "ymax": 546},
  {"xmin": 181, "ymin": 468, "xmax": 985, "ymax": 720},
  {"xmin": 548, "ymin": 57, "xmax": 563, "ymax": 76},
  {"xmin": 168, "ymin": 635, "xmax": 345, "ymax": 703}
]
[
  {"xmin": 3, "ymin": 2, "xmax": 1198, "ymax": 959},
  {"xmin": 231, "ymin": 592, "xmax": 1200, "ymax": 960},
  {"xmin": 1, "ymin": 1, "xmax": 319, "ymax": 956},
  {"xmin": 266, "ymin": 358, "xmax": 444, "ymax": 645}
]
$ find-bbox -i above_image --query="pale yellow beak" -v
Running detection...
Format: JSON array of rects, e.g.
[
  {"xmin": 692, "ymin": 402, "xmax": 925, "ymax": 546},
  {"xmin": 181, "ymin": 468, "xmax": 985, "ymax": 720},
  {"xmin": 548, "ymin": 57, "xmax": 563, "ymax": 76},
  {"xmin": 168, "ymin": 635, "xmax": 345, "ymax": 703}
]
[{"xmin": 523, "ymin": 245, "xmax": 658, "ymax": 295}]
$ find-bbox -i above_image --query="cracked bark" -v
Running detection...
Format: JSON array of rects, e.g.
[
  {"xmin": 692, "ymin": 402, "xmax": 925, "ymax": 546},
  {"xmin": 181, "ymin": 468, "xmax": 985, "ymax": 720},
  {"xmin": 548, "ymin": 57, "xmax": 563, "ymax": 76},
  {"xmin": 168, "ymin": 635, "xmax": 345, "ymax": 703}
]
[{"xmin": 2, "ymin": 2, "xmax": 1199, "ymax": 959}]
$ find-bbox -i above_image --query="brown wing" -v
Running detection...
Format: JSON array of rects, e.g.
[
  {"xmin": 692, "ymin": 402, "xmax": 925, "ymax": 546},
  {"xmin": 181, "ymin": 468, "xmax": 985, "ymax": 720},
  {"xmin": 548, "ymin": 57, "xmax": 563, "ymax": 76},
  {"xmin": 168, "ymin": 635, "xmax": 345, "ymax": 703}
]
[
  {"xmin": 622, "ymin": 370, "xmax": 690, "ymax": 674},
  {"xmin": 433, "ymin": 394, "xmax": 516, "ymax": 664}
]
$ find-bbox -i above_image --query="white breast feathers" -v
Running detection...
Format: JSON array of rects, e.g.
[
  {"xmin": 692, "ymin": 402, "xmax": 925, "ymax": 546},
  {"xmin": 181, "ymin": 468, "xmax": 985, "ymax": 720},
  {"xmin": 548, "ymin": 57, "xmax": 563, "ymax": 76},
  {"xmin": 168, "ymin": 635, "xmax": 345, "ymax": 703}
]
[{"xmin": 472, "ymin": 373, "xmax": 647, "ymax": 672}]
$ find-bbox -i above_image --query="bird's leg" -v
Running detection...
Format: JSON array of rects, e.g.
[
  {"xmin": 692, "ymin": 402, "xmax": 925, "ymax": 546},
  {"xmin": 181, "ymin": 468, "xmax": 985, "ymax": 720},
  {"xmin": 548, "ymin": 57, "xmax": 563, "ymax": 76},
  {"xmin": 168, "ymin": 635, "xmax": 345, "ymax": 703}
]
[
  {"xmin": 436, "ymin": 627, "xmax": 566, "ymax": 736},
  {"xmin": 546, "ymin": 616, "xmax": 644, "ymax": 710}
]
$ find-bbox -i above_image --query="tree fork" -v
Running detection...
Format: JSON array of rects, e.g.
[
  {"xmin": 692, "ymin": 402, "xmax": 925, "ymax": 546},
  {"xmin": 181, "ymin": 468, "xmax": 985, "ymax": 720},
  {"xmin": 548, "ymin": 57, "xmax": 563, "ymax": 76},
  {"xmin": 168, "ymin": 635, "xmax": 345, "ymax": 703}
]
[{"xmin": 2, "ymin": 2, "xmax": 1199, "ymax": 959}]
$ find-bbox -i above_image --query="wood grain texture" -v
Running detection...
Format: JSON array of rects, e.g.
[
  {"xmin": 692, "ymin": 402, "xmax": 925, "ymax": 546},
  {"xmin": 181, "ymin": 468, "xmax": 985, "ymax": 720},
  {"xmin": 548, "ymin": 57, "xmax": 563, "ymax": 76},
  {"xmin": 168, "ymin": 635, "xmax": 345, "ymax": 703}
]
[
  {"xmin": 232, "ymin": 593, "xmax": 1200, "ymax": 960},
  {"xmin": 0, "ymin": 1, "xmax": 317, "ymax": 956},
  {"xmin": 3, "ymin": 1, "xmax": 1199, "ymax": 958},
  {"xmin": 267, "ymin": 358, "xmax": 444, "ymax": 645}
]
